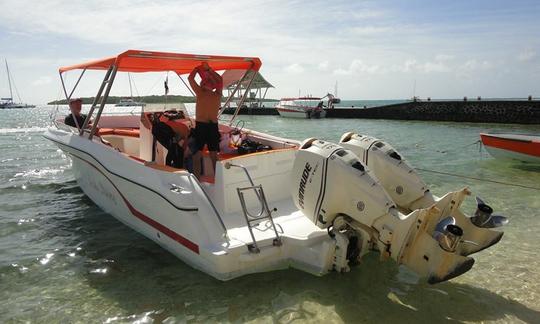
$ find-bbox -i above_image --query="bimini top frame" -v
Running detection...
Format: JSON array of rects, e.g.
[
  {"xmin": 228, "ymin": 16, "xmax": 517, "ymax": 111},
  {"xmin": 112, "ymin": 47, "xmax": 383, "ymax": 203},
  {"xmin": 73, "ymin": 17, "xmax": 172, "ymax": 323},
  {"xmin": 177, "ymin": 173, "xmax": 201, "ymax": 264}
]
[{"xmin": 58, "ymin": 49, "xmax": 263, "ymax": 137}]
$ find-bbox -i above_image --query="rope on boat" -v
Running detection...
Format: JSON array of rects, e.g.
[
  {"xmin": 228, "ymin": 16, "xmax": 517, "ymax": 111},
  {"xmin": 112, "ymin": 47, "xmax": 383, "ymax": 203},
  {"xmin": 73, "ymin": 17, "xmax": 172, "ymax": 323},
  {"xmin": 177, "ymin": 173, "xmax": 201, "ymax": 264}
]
[{"xmin": 416, "ymin": 168, "xmax": 540, "ymax": 191}]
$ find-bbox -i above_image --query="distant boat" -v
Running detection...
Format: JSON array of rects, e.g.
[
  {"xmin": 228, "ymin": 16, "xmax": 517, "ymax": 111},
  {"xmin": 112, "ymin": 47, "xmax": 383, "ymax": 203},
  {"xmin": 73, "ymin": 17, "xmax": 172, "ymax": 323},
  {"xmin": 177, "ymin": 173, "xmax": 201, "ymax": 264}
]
[
  {"xmin": 276, "ymin": 96, "xmax": 326, "ymax": 118},
  {"xmin": 480, "ymin": 133, "xmax": 540, "ymax": 164},
  {"xmin": 330, "ymin": 81, "xmax": 341, "ymax": 104},
  {"xmin": 1, "ymin": 59, "xmax": 35, "ymax": 109},
  {"xmin": 115, "ymin": 73, "xmax": 145, "ymax": 107},
  {"xmin": 115, "ymin": 98, "xmax": 145, "ymax": 107}
]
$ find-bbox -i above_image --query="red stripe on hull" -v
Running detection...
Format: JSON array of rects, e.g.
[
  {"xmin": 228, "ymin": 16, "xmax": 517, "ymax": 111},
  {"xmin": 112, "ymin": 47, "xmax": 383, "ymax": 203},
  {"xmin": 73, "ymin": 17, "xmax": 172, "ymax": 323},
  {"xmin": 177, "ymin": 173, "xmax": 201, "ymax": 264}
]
[
  {"xmin": 481, "ymin": 134, "xmax": 540, "ymax": 158},
  {"xmin": 72, "ymin": 154, "xmax": 200, "ymax": 254},
  {"xmin": 277, "ymin": 108, "xmax": 307, "ymax": 113}
]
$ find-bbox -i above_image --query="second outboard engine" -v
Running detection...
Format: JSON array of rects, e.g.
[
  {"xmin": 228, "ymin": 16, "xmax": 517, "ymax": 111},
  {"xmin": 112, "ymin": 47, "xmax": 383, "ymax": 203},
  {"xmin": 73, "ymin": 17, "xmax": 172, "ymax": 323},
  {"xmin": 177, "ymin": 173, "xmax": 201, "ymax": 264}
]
[
  {"xmin": 339, "ymin": 132, "xmax": 507, "ymax": 257},
  {"xmin": 292, "ymin": 138, "xmax": 481, "ymax": 284},
  {"xmin": 339, "ymin": 132, "xmax": 428, "ymax": 210}
]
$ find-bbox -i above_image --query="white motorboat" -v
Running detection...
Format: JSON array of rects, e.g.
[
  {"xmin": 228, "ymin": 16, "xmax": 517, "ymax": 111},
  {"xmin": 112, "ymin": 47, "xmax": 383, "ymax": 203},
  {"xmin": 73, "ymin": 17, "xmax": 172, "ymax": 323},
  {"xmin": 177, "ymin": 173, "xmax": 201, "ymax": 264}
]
[
  {"xmin": 276, "ymin": 97, "xmax": 326, "ymax": 118},
  {"xmin": 44, "ymin": 50, "xmax": 506, "ymax": 284},
  {"xmin": 115, "ymin": 98, "xmax": 145, "ymax": 107},
  {"xmin": 1, "ymin": 59, "xmax": 35, "ymax": 109}
]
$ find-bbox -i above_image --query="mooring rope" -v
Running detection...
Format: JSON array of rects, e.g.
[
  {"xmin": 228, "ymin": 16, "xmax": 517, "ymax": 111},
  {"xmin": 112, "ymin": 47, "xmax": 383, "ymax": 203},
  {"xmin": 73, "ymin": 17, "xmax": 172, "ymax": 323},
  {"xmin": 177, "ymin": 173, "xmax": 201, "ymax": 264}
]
[
  {"xmin": 416, "ymin": 168, "xmax": 540, "ymax": 191},
  {"xmin": 435, "ymin": 140, "xmax": 482, "ymax": 154}
]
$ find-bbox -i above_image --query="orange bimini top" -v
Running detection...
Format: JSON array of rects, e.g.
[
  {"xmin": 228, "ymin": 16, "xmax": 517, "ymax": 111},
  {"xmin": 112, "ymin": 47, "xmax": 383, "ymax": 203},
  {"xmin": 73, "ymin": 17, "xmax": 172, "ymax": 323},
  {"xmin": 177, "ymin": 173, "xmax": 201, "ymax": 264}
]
[{"xmin": 59, "ymin": 49, "xmax": 262, "ymax": 75}]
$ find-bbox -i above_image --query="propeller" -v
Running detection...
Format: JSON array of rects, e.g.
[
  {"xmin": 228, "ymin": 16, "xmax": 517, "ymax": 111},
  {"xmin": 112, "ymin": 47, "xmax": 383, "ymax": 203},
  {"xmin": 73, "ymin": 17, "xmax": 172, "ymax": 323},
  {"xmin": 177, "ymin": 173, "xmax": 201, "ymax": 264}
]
[
  {"xmin": 471, "ymin": 197, "xmax": 508, "ymax": 228},
  {"xmin": 433, "ymin": 216, "xmax": 463, "ymax": 252}
]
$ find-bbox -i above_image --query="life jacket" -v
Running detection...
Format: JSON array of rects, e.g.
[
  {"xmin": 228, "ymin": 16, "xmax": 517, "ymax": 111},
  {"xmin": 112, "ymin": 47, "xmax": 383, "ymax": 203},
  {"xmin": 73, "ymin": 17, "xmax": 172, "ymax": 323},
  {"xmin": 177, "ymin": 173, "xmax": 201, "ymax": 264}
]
[{"xmin": 151, "ymin": 121, "xmax": 176, "ymax": 148}]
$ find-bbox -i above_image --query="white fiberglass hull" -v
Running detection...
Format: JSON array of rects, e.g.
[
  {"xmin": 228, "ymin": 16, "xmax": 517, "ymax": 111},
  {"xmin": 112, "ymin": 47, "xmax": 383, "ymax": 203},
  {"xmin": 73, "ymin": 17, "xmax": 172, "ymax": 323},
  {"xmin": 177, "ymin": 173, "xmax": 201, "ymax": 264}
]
[
  {"xmin": 44, "ymin": 127, "xmax": 333, "ymax": 280},
  {"xmin": 276, "ymin": 106, "xmax": 326, "ymax": 119},
  {"xmin": 0, "ymin": 103, "xmax": 35, "ymax": 109},
  {"xmin": 276, "ymin": 107, "xmax": 308, "ymax": 118},
  {"xmin": 484, "ymin": 146, "xmax": 540, "ymax": 163}
]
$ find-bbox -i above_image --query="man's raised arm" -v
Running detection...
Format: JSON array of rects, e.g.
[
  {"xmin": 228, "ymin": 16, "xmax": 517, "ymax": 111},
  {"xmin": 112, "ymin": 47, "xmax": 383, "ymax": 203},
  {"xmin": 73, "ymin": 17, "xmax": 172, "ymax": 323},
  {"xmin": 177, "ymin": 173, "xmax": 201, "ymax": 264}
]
[
  {"xmin": 208, "ymin": 69, "xmax": 223, "ymax": 95},
  {"xmin": 188, "ymin": 66, "xmax": 201, "ymax": 94}
]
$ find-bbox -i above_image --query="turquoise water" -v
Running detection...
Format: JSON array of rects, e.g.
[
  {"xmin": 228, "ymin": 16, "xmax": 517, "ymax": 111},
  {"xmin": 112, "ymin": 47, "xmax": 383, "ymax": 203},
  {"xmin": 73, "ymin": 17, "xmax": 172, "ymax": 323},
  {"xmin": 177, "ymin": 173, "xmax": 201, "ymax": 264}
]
[{"xmin": 1, "ymin": 106, "xmax": 540, "ymax": 323}]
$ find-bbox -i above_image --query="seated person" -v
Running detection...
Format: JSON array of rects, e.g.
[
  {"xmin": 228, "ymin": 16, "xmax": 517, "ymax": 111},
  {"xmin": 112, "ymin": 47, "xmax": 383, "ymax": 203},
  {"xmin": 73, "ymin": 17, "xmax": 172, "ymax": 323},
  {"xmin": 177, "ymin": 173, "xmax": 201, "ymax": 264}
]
[
  {"xmin": 64, "ymin": 98, "xmax": 88, "ymax": 128},
  {"xmin": 141, "ymin": 111, "xmax": 191, "ymax": 169}
]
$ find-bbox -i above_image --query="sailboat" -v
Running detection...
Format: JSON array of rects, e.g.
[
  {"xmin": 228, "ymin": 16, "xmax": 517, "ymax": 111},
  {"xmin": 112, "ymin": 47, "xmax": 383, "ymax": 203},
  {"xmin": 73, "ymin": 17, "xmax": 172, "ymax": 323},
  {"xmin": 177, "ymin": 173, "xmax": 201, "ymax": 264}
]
[
  {"xmin": 1, "ymin": 59, "xmax": 35, "ymax": 109},
  {"xmin": 115, "ymin": 72, "xmax": 145, "ymax": 107},
  {"xmin": 330, "ymin": 81, "xmax": 341, "ymax": 104}
]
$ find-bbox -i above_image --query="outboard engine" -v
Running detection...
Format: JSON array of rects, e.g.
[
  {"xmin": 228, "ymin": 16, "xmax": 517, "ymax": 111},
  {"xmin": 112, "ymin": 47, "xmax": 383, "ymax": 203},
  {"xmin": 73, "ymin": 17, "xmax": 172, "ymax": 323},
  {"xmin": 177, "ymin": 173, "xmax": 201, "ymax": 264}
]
[
  {"xmin": 339, "ymin": 132, "xmax": 428, "ymax": 210},
  {"xmin": 339, "ymin": 132, "xmax": 507, "ymax": 257},
  {"xmin": 292, "ymin": 138, "xmax": 482, "ymax": 284}
]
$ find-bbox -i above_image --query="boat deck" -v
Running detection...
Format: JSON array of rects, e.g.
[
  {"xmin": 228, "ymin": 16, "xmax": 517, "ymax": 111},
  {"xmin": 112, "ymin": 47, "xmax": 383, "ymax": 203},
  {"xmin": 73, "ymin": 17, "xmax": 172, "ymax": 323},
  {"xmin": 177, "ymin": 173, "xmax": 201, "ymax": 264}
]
[{"xmin": 222, "ymin": 197, "xmax": 327, "ymax": 250}]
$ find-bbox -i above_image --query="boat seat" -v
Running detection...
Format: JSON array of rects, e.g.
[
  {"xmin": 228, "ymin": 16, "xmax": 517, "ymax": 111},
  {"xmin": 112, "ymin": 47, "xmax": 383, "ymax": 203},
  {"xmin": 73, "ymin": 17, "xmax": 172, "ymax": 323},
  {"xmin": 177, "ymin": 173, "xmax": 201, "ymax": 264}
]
[
  {"xmin": 144, "ymin": 162, "xmax": 186, "ymax": 173},
  {"xmin": 201, "ymin": 147, "xmax": 296, "ymax": 161},
  {"xmin": 97, "ymin": 128, "xmax": 140, "ymax": 137}
]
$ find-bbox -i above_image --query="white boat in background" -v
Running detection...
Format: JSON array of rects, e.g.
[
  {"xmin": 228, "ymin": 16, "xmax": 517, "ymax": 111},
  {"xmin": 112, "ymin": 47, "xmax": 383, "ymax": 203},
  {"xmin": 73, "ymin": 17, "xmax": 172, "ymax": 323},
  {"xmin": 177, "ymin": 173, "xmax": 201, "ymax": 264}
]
[
  {"xmin": 115, "ymin": 98, "xmax": 145, "ymax": 107},
  {"xmin": 44, "ymin": 50, "xmax": 506, "ymax": 284},
  {"xmin": 115, "ymin": 73, "xmax": 145, "ymax": 107},
  {"xmin": 276, "ymin": 97, "xmax": 326, "ymax": 118},
  {"xmin": 1, "ymin": 59, "xmax": 35, "ymax": 109},
  {"xmin": 480, "ymin": 133, "xmax": 540, "ymax": 164}
]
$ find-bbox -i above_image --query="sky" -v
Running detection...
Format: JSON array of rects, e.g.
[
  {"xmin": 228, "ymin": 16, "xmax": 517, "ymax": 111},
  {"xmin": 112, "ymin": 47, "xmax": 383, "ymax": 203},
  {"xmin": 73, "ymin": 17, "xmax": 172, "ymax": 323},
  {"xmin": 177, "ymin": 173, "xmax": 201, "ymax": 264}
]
[{"xmin": 0, "ymin": 0, "xmax": 539, "ymax": 104}]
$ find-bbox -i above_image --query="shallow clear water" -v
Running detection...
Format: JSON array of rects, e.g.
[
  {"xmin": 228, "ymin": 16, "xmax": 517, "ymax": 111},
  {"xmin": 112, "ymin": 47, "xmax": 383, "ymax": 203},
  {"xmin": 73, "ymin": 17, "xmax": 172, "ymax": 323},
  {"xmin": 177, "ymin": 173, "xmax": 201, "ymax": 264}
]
[{"xmin": 1, "ymin": 106, "xmax": 540, "ymax": 323}]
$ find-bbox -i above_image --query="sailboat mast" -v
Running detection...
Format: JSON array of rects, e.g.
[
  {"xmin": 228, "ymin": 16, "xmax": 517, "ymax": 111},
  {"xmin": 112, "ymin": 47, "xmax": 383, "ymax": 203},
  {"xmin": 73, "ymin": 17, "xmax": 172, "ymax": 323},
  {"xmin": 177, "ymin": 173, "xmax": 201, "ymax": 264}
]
[{"xmin": 5, "ymin": 59, "xmax": 13, "ymax": 102}]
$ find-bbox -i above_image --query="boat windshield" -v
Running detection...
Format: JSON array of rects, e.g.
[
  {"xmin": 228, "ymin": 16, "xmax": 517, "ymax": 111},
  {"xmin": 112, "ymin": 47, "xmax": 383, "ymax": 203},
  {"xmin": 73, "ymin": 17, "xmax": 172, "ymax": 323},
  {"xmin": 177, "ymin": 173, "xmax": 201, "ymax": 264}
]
[{"xmin": 142, "ymin": 103, "xmax": 189, "ymax": 117}]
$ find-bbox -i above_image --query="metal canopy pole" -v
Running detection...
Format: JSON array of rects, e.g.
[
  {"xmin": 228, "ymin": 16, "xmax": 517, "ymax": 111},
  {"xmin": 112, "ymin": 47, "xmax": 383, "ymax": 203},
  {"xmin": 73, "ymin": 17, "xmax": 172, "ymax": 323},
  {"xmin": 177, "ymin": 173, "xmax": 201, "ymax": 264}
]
[
  {"xmin": 60, "ymin": 71, "xmax": 81, "ymax": 130},
  {"xmin": 80, "ymin": 66, "xmax": 114, "ymax": 135},
  {"xmin": 229, "ymin": 70, "xmax": 257, "ymax": 125},
  {"xmin": 88, "ymin": 65, "xmax": 118, "ymax": 140},
  {"xmin": 217, "ymin": 70, "xmax": 250, "ymax": 119},
  {"xmin": 68, "ymin": 68, "xmax": 87, "ymax": 99},
  {"xmin": 177, "ymin": 73, "xmax": 196, "ymax": 97}
]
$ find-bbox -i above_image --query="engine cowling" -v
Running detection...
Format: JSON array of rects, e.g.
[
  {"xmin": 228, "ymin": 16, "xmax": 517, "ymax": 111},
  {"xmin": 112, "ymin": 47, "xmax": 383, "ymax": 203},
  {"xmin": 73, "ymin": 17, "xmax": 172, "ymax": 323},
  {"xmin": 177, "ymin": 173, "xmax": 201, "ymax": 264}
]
[
  {"xmin": 291, "ymin": 138, "xmax": 482, "ymax": 284},
  {"xmin": 292, "ymin": 138, "xmax": 395, "ymax": 228},
  {"xmin": 339, "ymin": 132, "xmax": 506, "ymax": 257},
  {"xmin": 339, "ymin": 132, "xmax": 428, "ymax": 209}
]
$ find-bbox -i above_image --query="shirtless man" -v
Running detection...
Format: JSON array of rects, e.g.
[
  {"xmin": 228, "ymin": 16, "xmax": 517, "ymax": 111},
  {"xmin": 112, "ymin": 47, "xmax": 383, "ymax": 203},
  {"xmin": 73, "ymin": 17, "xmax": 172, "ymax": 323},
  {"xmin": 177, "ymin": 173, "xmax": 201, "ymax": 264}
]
[{"xmin": 188, "ymin": 63, "xmax": 223, "ymax": 179}]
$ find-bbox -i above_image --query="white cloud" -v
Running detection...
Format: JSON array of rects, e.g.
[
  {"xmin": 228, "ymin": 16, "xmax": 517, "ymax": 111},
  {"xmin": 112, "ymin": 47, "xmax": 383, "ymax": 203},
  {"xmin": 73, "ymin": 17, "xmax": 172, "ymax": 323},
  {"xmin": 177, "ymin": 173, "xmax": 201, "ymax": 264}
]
[
  {"xmin": 333, "ymin": 59, "xmax": 381, "ymax": 75},
  {"xmin": 461, "ymin": 59, "xmax": 493, "ymax": 71},
  {"xmin": 32, "ymin": 76, "xmax": 53, "ymax": 86},
  {"xmin": 317, "ymin": 61, "xmax": 329, "ymax": 71},
  {"xmin": 420, "ymin": 61, "xmax": 450, "ymax": 73},
  {"xmin": 518, "ymin": 50, "xmax": 536, "ymax": 62},
  {"xmin": 351, "ymin": 10, "xmax": 386, "ymax": 19},
  {"xmin": 349, "ymin": 26, "xmax": 392, "ymax": 36},
  {"xmin": 0, "ymin": 0, "xmax": 538, "ymax": 102},
  {"xmin": 435, "ymin": 54, "xmax": 454, "ymax": 62},
  {"xmin": 285, "ymin": 63, "xmax": 305, "ymax": 74},
  {"xmin": 400, "ymin": 59, "xmax": 418, "ymax": 73}
]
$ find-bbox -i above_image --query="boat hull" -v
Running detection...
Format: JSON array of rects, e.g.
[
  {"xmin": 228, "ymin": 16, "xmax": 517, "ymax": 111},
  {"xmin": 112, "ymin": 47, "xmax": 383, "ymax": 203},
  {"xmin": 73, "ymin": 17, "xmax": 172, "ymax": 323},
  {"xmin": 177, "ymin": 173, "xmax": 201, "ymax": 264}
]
[
  {"xmin": 0, "ymin": 104, "xmax": 36, "ymax": 109},
  {"xmin": 43, "ymin": 127, "xmax": 333, "ymax": 281},
  {"xmin": 480, "ymin": 133, "xmax": 540, "ymax": 163},
  {"xmin": 276, "ymin": 106, "xmax": 326, "ymax": 119}
]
